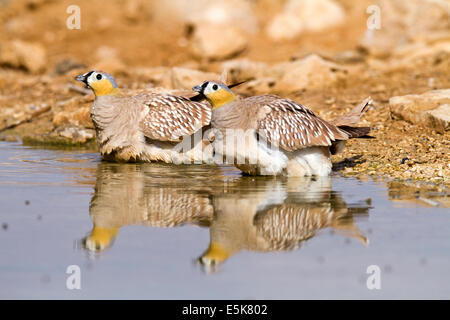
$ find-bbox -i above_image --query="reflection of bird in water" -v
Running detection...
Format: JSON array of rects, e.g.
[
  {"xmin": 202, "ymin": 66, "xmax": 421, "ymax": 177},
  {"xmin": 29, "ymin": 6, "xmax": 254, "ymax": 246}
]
[
  {"xmin": 81, "ymin": 162, "xmax": 217, "ymax": 252},
  {"xmin": 198, "ymin": 177, "xmax": 370, "ymax": 272},
  {"xmin": 81, "ymin": 163, "xmax": 370, "ymax": 271}
]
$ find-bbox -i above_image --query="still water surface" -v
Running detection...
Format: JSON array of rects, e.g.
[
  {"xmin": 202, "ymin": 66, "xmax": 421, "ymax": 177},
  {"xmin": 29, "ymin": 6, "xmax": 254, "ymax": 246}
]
[{"xmin": 0, "ymin": 141, "xmax": 449, "ymax": 299}]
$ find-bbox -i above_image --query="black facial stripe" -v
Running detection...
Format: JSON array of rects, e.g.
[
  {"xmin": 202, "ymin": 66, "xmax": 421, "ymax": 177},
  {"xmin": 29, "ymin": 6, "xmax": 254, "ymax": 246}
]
[
  {"xmin": 82, "ymin": 71, "xmax": 94, "ymax": 85},
  {"xmin": 80, "ymin": 71, "xmax": 94, "ymax": 87},
  {"xmin": 84, "ymin": 71, "xmax": 94, "ymax": 78},
  {"xmin": 201, "ymin": 81, "xmax": 209, "ymax": 93}
]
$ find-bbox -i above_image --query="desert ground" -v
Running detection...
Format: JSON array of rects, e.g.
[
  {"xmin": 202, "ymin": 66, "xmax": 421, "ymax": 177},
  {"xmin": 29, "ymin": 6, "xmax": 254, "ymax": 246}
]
[{"xmin": 0, "ymin": 0, "xmax": 449, "ymax": 192}]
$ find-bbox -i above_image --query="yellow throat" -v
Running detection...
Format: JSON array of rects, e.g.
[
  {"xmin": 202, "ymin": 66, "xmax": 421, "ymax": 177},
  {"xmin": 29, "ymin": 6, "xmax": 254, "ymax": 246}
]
[
  {"xmin": 201, "ymin": 242, "xmax": 231, "ymax": 265},
  {"xmin": 85, "ymin": 225, "xmax": 119, "ymax": 251},
  {"xmin": 90, "ymin": 79, "xmax": 121, "ymax": 97},
  {"xmin": 206, "ymin": 89, "xmax": 237, "ymax": 109}
]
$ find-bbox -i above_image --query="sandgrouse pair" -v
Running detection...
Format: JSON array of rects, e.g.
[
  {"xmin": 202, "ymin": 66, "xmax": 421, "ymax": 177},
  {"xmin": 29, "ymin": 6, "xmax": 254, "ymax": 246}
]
[{"xmin": 76, "ymin": 70, "xmax": 372, "ymax": 176}]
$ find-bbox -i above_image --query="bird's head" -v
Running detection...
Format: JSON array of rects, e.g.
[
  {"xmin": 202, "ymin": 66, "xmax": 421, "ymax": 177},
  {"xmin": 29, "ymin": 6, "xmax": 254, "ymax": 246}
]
[
  {"xmin": 192, "ymin": 80, "xmax": 237, "ymax": 109},
  {"xmin": 75, "ymin": 70, "xmax": 120, "ymax": 97}
]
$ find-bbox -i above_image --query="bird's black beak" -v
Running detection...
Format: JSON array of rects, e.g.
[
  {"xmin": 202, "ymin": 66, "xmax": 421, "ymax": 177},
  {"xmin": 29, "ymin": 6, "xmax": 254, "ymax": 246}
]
[
  {"xmin": 192, "ymin": 85, "xmax": 203, "ymax": 93},
  {"xmin": 190, "ymin": 85, "xmax": 205, "ymax": 101},
  {"xmin": 75, "ymin": 73, "xmax": 90, "ymax": 88}
]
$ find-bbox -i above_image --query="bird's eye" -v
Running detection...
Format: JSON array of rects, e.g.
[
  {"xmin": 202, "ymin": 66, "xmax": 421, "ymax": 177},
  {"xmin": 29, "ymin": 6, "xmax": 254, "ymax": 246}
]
[
  {"xmin": 212, "ymin": 84, "xmax": 218, "ymax": 90},
  {"xmin": 96, "ymin": 74, "xmax": 102, "ymax": 80}
]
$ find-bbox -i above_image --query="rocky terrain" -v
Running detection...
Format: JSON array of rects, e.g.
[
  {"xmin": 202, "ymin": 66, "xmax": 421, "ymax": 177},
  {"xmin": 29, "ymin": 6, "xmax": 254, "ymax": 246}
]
[{"xmin": 0, "ymin": 0, "xmax": 449, "ymax": 192}]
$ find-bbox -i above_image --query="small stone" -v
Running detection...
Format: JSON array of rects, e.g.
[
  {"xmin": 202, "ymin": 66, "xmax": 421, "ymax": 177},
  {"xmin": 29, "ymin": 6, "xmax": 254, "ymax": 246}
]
[
  {"xmin": 400, "ymin": 157, "xmax": 409, "ymax": 164},
  {"xmin": 170, "ymin": 67, "xmax": 218, "ymax": 90},
  {"xmin": 56, "ymin": 126, "xmax": 95, "ymax": 144},
  {"xmin": 54, "ymin": 59, "xmax": 86, "ymax": 75}
]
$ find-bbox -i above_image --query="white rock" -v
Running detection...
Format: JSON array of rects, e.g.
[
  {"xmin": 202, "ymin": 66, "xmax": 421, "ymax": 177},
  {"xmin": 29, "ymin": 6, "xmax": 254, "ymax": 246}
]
[
  {"xmin": 390, "ymin": 89, "xmax": 450, "ymax": 133},
  {"xmin": 266, "ymin": 13, "xmax": 304, "ymax": 41},
  {"xmin": 266, "ymin": 0, "xmax": 346, "ymax": 40},
  {"xmin": 151, "ymin": 0, "xmax": 258, "ymax": 33}
]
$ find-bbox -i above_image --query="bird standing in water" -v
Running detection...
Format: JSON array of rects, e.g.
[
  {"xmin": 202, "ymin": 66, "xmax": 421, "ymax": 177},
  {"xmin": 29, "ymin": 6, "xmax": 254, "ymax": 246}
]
[
  {"xmin": 193, "ymin": 80, "xmax": 372, "ymax": 176},
  {"xmin": 76, "ymin": 70, "xmax": 212, "ymax": 163}
]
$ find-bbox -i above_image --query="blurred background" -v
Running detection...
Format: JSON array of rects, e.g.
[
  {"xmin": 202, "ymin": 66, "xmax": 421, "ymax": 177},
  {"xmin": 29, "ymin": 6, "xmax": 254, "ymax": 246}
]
[
  {"xmin": 0, "ymin": 0, "xmax": 449, "ymax": 181},
  {"xmin": 0, "ymin": 0, "xmax": 448, "ymax": 71}
]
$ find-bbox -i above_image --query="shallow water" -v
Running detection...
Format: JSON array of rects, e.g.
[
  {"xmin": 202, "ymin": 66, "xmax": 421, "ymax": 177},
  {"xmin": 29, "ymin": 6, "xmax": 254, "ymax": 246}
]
[{"xmin": 0, "ymin": 141, "xmax": 448, "ymax": 299}]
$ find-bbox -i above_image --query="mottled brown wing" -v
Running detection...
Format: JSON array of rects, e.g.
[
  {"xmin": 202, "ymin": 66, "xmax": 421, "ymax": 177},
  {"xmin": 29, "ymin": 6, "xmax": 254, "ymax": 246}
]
[
  {"xmin": 251, "ymin": 95, "xmax": 349, "ymax": 152},
  {"xmin": 137, "ymin": 93, "xmax": 211, "ymax": 142}
]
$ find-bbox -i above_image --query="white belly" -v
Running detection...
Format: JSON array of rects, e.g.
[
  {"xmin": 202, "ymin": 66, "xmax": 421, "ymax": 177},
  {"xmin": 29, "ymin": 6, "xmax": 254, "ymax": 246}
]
[
  {"xmin": 211, "ymin": 131, "xmax": 333, "ymax": 176},
  {"xmin": 287, "ymin": 147, "xmax": 332, "ymax": 177}
]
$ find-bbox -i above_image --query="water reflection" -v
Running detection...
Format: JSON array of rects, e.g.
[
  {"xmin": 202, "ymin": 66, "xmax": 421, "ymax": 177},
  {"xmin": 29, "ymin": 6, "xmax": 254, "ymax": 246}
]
[
  {"xmin": 82, "ymin": 162, "xmax": 371, "ymax": 271},
  {"xmin": 81, "ymin": 163, "xmax": 218, "ymax": 252}
]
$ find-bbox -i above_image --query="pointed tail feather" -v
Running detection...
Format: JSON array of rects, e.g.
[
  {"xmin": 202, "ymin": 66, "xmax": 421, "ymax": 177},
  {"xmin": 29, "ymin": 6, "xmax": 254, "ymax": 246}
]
[
  {"xmin": 332, "ymin": 97, "xmax": 373, "ymax": 126},
  {"xmin": 338, "ymin": 125, "xmax": 372, "ymax": 139}
]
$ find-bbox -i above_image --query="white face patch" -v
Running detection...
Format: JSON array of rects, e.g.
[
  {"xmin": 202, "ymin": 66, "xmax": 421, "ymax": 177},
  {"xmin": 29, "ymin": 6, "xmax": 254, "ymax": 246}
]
[
  {"xmin": 203, "ymin": 82, "xmax": 222, "ymax": 95},
  {"xmin": 87, "ymin": 71, "xmax": 102, "ymax": 85},
  {"xmin": 85, "ymin": 71, "xmax": 117, "ymax": 88}
]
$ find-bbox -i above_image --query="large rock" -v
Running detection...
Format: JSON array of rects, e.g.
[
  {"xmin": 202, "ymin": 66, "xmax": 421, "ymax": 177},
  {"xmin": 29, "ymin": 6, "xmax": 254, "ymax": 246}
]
[
  {"xmin": 266, "ymin": 0, "xmax": 346, "ymax": 40},
  {"xmin": 92, "ymin": 46, "xmax": 126, "ymax": 74},
  {"xmin": 390, "ymin": 89, "xmax": 450, "ymax": 133},
  {"xmin": 271, "ymin": 54, "xmax": 347, "ymax": 92},
  {"xmin": 222, "ymin": 54, "xmax": 347, "ymax": 93},
  {"xmin": 51, "ymin": 96, "xmax": 93, "ymax": 129},
  {"xmin": 190, "ymin": 23, "xmax": 248, "ymax": 61},
  {"xmin": 360, "ymin": 0, "xmax": 450, "ymax": 57},
  {"xmin": 0, "ymin": 103, "xmax": 51, "ymax": 132},
  {"xmin": 53, "ymin": 106, "xmax": 92, "ymax": 129},
  {"xmin": 132, "ymin": 67, "xmax": 172, "ymax": 88},
  {"xmin": 186, "ymin": 0, "xmax": 258, "ymax": 33},
  {"xmin": 152, "ymin": 0, "xmax": 258, "ymax": 33},
  {"xmin": 222, "ymin": 59, "xmax": 268, "ymax": 81},
  {"xmin": 153, "ymin": 0, "xmax": 256, "ymax": 60},
  {"xmin": 0, "ymin": 40, "xmax": 47, "ymax": 73}
]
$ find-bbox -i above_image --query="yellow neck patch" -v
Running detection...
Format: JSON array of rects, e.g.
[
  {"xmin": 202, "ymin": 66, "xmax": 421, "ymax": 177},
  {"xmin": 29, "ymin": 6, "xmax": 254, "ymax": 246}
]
[
  {"xmin": 206, "ymin": 89, "xmax": 236, "ymax": 109},
  {"xmin": 202, "ymin": 242, "xmax": 231, "ymax": 264},
  {"xmin": 90, "ymin": 79, "xmax": 121, "ymax": 97},
  {"xmin": 86, "ymin": 226, "xmax": 119, "ymax": 249}
]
